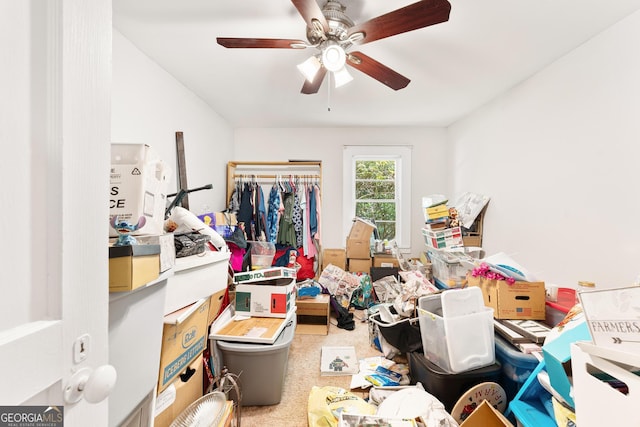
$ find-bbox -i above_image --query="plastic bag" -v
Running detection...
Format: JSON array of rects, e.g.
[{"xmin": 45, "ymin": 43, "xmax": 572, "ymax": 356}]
[
  {"xmin": 308, "ymin": 386, "xmax": 376, "ymax": 427},
  {"xmin": 350, "ymin": 274, "xmax": 376, "ymax": 309}
]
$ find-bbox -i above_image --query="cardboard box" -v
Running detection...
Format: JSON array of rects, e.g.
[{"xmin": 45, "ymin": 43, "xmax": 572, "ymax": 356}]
[
  {"xmin": 110, "ymin": 143, "xmax": 171, "ymax": 237},
  {"xmin": 348, "ymin": 257, "xmax": 372, "ymax": 273},
  {"xmin": 207, "ymin": 288, "xmax": 228, "ymax": 326},
  {"xmin": 158, "ymin": 298, "xmax": 210, "ymax": 393},
  {"xmin": 233, "ymin": 267, "xmax": 296, "ymax": 284},
  {"xmin": 346, "ymin": 239, "xmax": 372, "ymax": 259},
  {"xmin": 154, "ymin": 355, "xmax": 203, "ymax": 427},
  {"xmin": 578, "ymin": 285, "xmax": 640, "ymax": 354},
  {"xmin": 571, "ymin": 341, "xmax": 640, "ymax": 427},
  {"xmin": 373, "ymin": 253, "xmax": 400, "ymax": 268},
  {"xmin": 132, "ymin": 233, "xmax": 175, "ymax": 272},
  {"xmin": 322, "ymin": 248, "xmax": 347, "ymax": 271},
  {"xmin": 198, "ymin": 211, "xmax": 238, "ymax": 239},
  {"xmin": 296, "ymin": 294, "xmax": 330, "ymax": 335},
  {"xmin": 458, "ymin": 399, "xmax": 514, "ymax": 427},
  {"xmin": 462, "ymin": 207, "xmax": 486, "ymax": 248},
  {"xmin": 234, "ymin": 279, "xmax": 296, "ymax": 318},
  {"xmin": 541, "ymin": 321, "xmax": 591, "ymax": 408},
  {"xmin": 467, "ymin": 276, "xmax": 546, "ymax": 320},
  {"xmin": 346, "ymin": 218, "xmax": 376, "ymax": 258},
  {"xmin": 108, "ymin": 244, "xmax": 160, "ymax": 292}
]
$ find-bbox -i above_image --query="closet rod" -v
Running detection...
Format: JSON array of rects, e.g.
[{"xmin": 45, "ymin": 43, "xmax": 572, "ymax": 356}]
[{"xmin": 233, "ymin": 174, "xmax": 320, "ymax": 180}]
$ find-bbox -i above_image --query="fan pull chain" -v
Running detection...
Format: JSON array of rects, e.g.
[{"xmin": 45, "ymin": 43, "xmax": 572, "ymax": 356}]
[{"xmin": 327, "ymin": 72, "xmax": 332, "ymax": 112}]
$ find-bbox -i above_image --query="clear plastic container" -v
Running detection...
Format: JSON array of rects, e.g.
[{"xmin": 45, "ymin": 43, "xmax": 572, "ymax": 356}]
[
  {"xmin": 249, "ymin": 241, "xmax": 276, "ymax": 269},
  {"xmin": 418, "ymin": 292, "xmax": 495, "ymax": 373},
  {"xmin": 427, "ymin": 250, "xmax": 471, "ymax": 289}
]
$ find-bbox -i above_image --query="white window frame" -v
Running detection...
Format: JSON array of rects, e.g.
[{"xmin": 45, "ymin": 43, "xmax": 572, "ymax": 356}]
[{"xmin": 343, "ymin": 145, "xmax": 412, "ymax": 250}]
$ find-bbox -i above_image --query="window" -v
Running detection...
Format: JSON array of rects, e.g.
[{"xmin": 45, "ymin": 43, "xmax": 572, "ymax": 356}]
[{"xmin": 343, "ymin": 145, "xmax": 412, "ymax": 249}]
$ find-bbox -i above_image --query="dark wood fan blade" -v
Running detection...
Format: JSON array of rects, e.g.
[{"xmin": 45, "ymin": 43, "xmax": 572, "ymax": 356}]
[
  {"xmin": 347, "ymin": 51, "xmax": 410, "ymax": 90},
  {"xmin": 291, "ymin": 0, "xmax": 329, "ymax": 33},
  {"xmin": 347, "ymin": 0, "xmax": 451, "ymax": 45},
  {"xmin": 217, "ymin": 37, "xmax": 307, "ymax": 49},
  {"xmin": 301, "ymin": 66, "xmax": 327, "ymax": 94}
]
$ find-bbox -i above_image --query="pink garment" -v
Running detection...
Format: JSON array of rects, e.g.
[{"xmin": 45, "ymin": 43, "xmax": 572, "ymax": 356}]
[
  {"xmin": 313, "ymin": 184, "xmax": 322, "ymax": 245},
  {"xmin": 304, "ymin": 185, "xmax": 317, "ymax": 258},
  {"xmin": 227, "ymin": 242, "xmax": 246, "ymax": 272}
]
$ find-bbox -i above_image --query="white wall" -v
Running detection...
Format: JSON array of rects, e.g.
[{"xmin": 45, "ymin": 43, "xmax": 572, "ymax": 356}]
[
  {"xmin": 111, "ymin": 29, "xmax": 234, "ymax": 214},
  {"xmin": 233, "ymin": 127, "xmax": 448, "ymax": 253},
  {"xmin": 449, "ymin": 11, "xmax": 640, "ymax": 288}
]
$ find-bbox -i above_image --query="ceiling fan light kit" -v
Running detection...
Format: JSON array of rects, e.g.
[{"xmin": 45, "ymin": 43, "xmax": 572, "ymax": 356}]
[
  {"xmin": 332, "ymin": 66, "xmax": 353, "ymax": 88},
  {"xmin": 217, "ymin": 0, "xmax": 451, "ymax": 94},
  {"xmin": 321, "ymin": 42, "xmax": 346, "ymax": 72},
  {"xmin": 297, "ymin": 55, "xmax": 322, "ymax": 82}
]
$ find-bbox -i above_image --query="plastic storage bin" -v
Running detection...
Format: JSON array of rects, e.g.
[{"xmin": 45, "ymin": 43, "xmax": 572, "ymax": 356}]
[
  {"xmin": 494, "ymin": 334, "xmax": 539, "ymax": 401},
  {"xmin": 249, "ymin": 241, "xmax": 276, "ymax": 269},
  {"xmin": 215, "ymin": 316, "xmax": 296, "ymax": 406},
  {"xmin": 427, "ymin": 249, "xmax": 472, "ymax": 289},
  {"xmin": 545, "ymin": 287, "xmax": 576, "ymax": 327},
  {"xmin": 368, "ymin": 308, "xmax": 423, "ymax": 354},
  {"xmin": 407, "ymin": 350, "xmax": 502, "ymax": 412},
  {"xmin": 417, "ymin": 289, "xmax": 495, "ymax": 373},
  {"xmin": 422, "ymin": 226, "xmax": 463, "ymax": 249}
]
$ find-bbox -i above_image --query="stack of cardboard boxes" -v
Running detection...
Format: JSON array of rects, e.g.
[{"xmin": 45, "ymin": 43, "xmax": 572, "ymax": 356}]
[
  {"xmin": 108, "ymin": 143, "xmax": 234, "ymax": 426},
  {"xmin": 154, "ymin": 269, "xmax": 229, "ymax": 427},
  {"xmin": 345, "ymin": 218, "xmax": 376, "ymax": 273}
]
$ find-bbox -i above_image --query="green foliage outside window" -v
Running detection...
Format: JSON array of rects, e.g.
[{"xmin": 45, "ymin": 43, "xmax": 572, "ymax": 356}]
[{"xmin": 355, "ymin": 159, "xmax": 397, "ymax": 241}]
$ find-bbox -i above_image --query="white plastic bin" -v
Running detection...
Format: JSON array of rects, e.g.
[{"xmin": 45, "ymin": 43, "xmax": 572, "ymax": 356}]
[
  {"xmin": 214, "ymin": 316, "xmax": 296, "ymax": 406},
  {"xmin": 418, "ymin": 289, "xmax": 495, "ymax": 373}
]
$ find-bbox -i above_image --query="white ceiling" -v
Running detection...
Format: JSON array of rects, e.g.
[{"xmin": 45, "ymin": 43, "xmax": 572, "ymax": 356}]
[{"xmin": 113, "ymin": 0, "xmax": 640, "ymax": 128}]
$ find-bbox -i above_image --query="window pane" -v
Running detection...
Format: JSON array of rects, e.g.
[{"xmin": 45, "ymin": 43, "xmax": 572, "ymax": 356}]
[
  {"xmin": 355, "ymin": 202, "xmax": 396, "ymax": 221},
  {"xmin": 355, "ymin": 160, "xmax": 395, "ymax": 180},
  {"xmin": 376, "ymin": 222, "xmax": 396, "ymax": 241},
  {"xmin": 355, "ymin": 181, "xmax": 395, "ymax": 200}
]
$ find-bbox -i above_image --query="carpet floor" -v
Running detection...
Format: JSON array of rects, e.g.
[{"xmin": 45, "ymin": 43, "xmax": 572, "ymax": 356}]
[{"xmin": 239, "ymin": 309, "xmax": 383, "ymax": 427}]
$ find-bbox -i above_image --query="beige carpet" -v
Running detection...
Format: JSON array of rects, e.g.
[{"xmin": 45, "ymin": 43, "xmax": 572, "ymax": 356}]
[{"xmin": 239, "ymin": 309, "xmax": 383, "ymax": 427}]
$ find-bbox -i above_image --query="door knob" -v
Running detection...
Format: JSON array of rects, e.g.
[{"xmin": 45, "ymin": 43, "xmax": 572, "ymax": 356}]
[{"xmin": 64, "ymin": 365, "xmax": 117, "ymax": 404}]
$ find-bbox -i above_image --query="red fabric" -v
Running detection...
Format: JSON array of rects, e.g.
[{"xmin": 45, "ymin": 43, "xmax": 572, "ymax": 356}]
[
  {"xmin": 274, "ymin": 247, "xmax": 289, "ymax": 265},
  {"xmin": 296, "ymin": 251, "xmax": 315, "ymax": 280}
]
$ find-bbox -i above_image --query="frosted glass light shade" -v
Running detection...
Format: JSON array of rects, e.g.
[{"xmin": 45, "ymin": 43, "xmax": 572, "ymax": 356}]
[{"xmin": 297, "ymin": 56, "xmax": 321, "ymax": 82}]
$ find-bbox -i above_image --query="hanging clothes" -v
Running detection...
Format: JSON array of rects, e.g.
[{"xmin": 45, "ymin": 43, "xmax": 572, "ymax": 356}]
[
  {"xmin": 303, "ymin": 184, "xmax": 317, "ymax": 258},
  {"xmin": 299, "ymin": 183, "xmax": 308, "ymax": 255},
  {"xmin": 266, "ymin": 184, "xmax": 281, "ymax": 243},
  {"xmin": 277, "ymin": 191, "xmax": 297, "ymax": 247},
  {"xmin": 237, "ymin": 182, "xmax": 254, "ymax": 241},
  {"xmin": 292, "ymin": 187, "xmax": 303, "ymax": 248},
  {"xmin": 227, "ymin": 179, "xmax": 242, "ymax": 213},
  {"xmin": 309, "ymin": 184, "xmax": 318, "ymax": 237},
  {"xmin": 313, "ymin": 183, "xmax": 322, "ymax": 245},
  {"xmin": 252, "ymin": 183, "xmax": 267, "ymax": 241}
]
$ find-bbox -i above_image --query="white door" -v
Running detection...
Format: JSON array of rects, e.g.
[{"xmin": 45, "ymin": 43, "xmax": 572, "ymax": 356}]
[{"xmin": 0, "ymin": 1, "xmax": 111, "ymax": 425}]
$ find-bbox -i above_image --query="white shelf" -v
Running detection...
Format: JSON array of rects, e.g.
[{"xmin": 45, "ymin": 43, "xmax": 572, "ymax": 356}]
[
  {"xmin": 165, "ymin": 250, "xmax": 231, "ymax": 315},
  {"xmin": 173, "ymin": 249, "xmax": 230, "ymax": 272},
  {"xmin": 109, "ymin": 269, "xmax": 174, "ymax": 303}
]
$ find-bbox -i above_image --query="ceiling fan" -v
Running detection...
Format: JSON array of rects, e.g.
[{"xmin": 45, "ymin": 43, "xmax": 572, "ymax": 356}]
[{"xmin": 217, "ymin": 0, "xmax": 451, "ymax": 94}]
